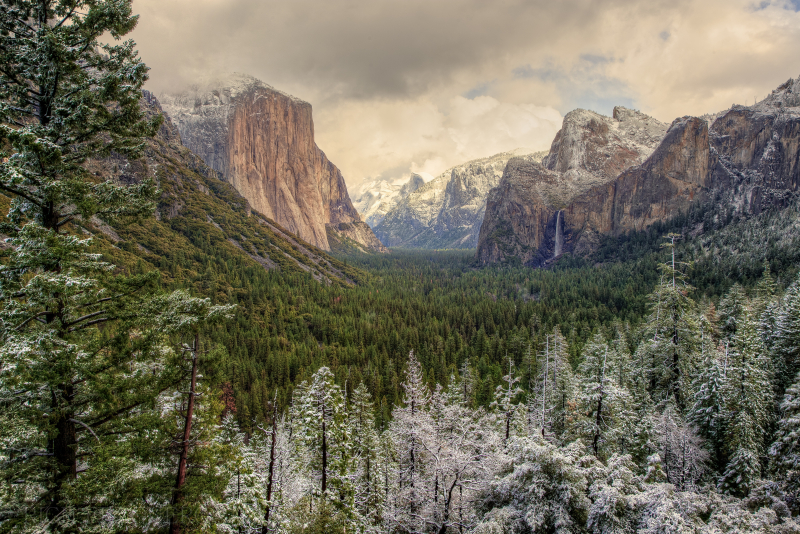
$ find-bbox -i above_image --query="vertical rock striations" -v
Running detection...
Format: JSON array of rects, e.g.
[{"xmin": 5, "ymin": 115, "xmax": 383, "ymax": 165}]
[
  {"xmin": 159, "ymin": 73, "xmax": 385, "ymax": 252},
  {"xmin": 477, "ymin": 77, "xmax": 800, "ymax": 266}
]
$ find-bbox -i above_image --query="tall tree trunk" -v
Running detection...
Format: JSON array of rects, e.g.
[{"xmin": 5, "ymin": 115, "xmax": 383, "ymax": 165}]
[
  {"xmin": 321, "ymin": 418, "xmax": 327, "ymax": 494},
  {"xmin": 170, "ymin": 333, "xmax": 199, "ymax": 534},
  {"xmin": 593, "ymin": 395, "xmax": 603, "ymax": 456},
  {"xmin": 49, "ymin": 384, "xmax": 77, "ymax": 524},
  {"xmin": 437, "ymin": 475, "xmax": 460, "ymax": 534},
  {"xmin": 262, "ymin": 402, "xmax": 278, "ymax": 534}
]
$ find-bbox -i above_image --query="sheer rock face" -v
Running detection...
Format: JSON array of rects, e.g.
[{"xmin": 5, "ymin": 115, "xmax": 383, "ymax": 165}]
[
  {"xmin": 374, "ymin": 150, "xmax": 547, "ymax": 249},
  {"xmin": 159, "ymin": 74, "xmax": 385, "ymax": 252},
  {"xmin": 478, "ymin": 78, "xmax": 800, "ymax": 266}
]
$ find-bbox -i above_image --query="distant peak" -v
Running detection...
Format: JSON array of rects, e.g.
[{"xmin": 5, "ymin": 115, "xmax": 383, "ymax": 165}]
[{"xmin": 161, "ymin": 72, "xmax": 308, "ymax": 106}]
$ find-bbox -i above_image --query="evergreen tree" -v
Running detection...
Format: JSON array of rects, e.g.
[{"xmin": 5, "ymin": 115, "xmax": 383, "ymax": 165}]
[
  {"xmin": 573, "ymin": 334, "xmax": 634, "ymax": 460},
  {"xmin": 772, "ymin": 277, "xmax": 800, "ymax": 400},
  {"xmin": 718, "ymin": 283, "xmax": 748, "ymax": 340},
  {"xmin": 532, "ymin": 327, "xmax": 573, "ymax": 438},
  {"xmin": 688, "ymin": 310, "xmax": 728, "ymax": 473},
  {"xmin": 491, "ymin": 356, "xmax": 523, "ymax": 441},
  {"xmin": 719, "ymin": 311, "xmax": 771, "ymax": 497},
  {"xmin": 347, "ymin": 382, "xmax": 383, "ymax": 528},
  {"xmin": 386, "ymin": 350, "xmax": 433, "ymax": 533},
  {"xmin": 214, "ymin": 415, "xmax": 264, "ymax": 534},
  {"xmin": 635, "ymin": 235, "xmax": 700, "ymax": 411},
  {"xmin": 752, "ymin": 260, "xmax": 777, "ymax": 316},
  {"xmin": 293, "ymin": 367, "xmax": 350, "ymax": 504},
  {"xmin": 0, "ymin": 2, "xmax": 238, "ymax": 526},
  {"xmin": 769, "ymin": 371, "xmax": 800, "ymax": 509}
]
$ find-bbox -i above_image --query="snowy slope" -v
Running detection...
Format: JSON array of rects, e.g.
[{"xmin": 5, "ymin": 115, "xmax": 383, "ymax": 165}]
[{"xmin": 373, "ymin": 150, "xmax": 548, "ymax": 249}]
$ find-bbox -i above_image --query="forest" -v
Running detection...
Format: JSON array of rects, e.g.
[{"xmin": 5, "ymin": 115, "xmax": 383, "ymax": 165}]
[{"xmin": 2, "ymin": 1, "xmax": 800, "ymax": 533}]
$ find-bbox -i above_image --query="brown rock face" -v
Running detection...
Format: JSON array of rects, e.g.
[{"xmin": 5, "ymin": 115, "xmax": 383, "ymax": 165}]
[
  {"xmin": 159, "ymin": 74, "xmax": 385, "ymax": 252},
  {"xmin": 477, "ymin": 78, "xmax": 800, "ymax": 266}
]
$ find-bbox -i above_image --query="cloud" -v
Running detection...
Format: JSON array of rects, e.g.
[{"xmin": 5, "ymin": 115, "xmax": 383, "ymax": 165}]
[
  {"xmin": 129, "ymin": 0, "xmax": 800, "ymax": 188},
  {"xmin": 313, "ymin": 95, "xmax": 561, "ymax": 184}
]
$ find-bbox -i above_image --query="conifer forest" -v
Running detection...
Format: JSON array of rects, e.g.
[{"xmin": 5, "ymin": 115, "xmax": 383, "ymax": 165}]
[{"xmin": 2, "ymin": 1, "xmax": 800, "ymax": 533}]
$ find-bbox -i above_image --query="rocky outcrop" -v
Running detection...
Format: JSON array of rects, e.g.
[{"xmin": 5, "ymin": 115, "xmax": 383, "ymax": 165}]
[
  {"xmin": 374, "ymin": 150, "xmax": 548, "ymax": 249},
  {"xmin": 477, "ymin": 78, "xmax": 800, "ymax": 266},
  {"xmin": 159, "ymin": 73, "xmax": 384, "ymax": 252}
]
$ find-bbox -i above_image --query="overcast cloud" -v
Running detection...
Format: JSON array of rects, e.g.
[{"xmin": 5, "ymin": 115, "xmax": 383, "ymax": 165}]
[{"xmin": 130, "ymin": 0, "xmax": 800, "ymax": 188}]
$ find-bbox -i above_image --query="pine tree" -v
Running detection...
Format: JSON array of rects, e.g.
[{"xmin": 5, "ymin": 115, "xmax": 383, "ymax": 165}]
[
  {"xmin": 532, "ymin": 327, "xmax": 573, "ymax": 438},
  {"xmin": 214, "ymin": 415, "xmax": 264, "ymax": 534},
  {"xmin": 719, "ymin": 310, "xmax": 771, "ymax": 497},
  {"xmin": 718, "ymin": 283, "xmax": 748, "ymax": 340},
  {"xmin": 293, "ymin": 367, "xmax": 349, "ymax": 504},
  {"xmin": 491, "ymin": 356, "xmax": 523, "ymax": 442},
  {"xmin": 0, "ymin": 1, "xmax": 238, "ymax": 530},
  {"xmin": 348, "ymin": 382, "xmax": 383, "ymax": 528},
  {"xmin": 386, "ymin": 350, "xmax": 433, "ymax": 533},
  {"xmin": 688, "ymin": 311, "xmax": 728, "ymax": 473},
  {"xmin": 752, "ymin": 260, "xmax": 777, "ymax": 316},
  {"xmin": 772, "ymin": 277, "xmax": 800, "ymax": 400},
  {"xmin": 769, "ymin": 371, "xmax": 800, "ymax": 508},
  {"xmin": 635, "ymin": 235, "xmax": 700, "ymax": 411},
  {"xmin": 573, "ymin": 334, "xmax": 634, "ymax": 460}
]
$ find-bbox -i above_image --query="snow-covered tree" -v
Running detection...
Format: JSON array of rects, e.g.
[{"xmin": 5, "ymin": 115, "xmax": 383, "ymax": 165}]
[
  {"xmin": 573, "ymin": 334, "xmax": 635, "ymax": 460},
  {"xmin": 586, "ymin": 454, "xmax": 642, "ymax": 534},
  {"xmin": 635, "ymin": 235, "xmax": 700, "ymax": 410},
  {"xmin": 771, "ymin": 277, "xmax": 800, "ymax": 400},
  {"xmin": 531, "ymin": 327, "xmax": 574, "ymax": 438},
  {"xmin": 689, "ymin": 312, "xmax": 728, "ymax": 473},
  {"xmin": 718, "ymin": 283, "xmax": 748, "ymax": 340},
  {"xmin": 292, "ymin": 367, "xmax": 350, "ymax": 504},
  {"xmin": 385, "ymin": 350, "xmax": 433, "ymax": 532},
  {"xmin": 719, "ymin": 311, "xmax": 771, "ymax": 497},
  {"xmin": 654, "ymin": 402, "xmax": 707, "ymax": 492},
  {"xmin": 492, "ymin": 357, "xmax": 524, "ymax": 441},
  {"xmin": 214, "ymin": 415, "xmax": 265, "ymax": 534},
  {"xmin": 769, "ymin": 371, "xmax": 800, "ymax": 508},
  {"xmin": 0, "ymin": 1, "xmax": 234, "ymax": 531},
  {"xmin": 475, "ymin": 438, "xmax": 590, "ymax": 534},
  {"xmin": 347, "ymin": 382, "xmax": 383, "ymax": 529}
]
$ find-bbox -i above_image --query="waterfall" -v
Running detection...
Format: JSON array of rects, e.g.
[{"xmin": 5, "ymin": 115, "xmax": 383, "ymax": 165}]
[{"xmin": 554, "ymin": 210, "xmax": 563, "ymax": 258}]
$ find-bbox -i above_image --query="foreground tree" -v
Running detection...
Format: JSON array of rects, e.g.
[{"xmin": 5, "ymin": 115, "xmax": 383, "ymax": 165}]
[
  {"xmin": 0, "ymin": 1, "xmax": 231, "ymax": 531},
  {"xmin": 636, "ymin": 235, "xmax": 700, "ymax": 410},
  {"xmin": 718, "ymin": 311, "xmax": 770, "ymax": 497},
  {"xmin": 769, "ymin": 371, "xmax": 800, "ymax": 511}
]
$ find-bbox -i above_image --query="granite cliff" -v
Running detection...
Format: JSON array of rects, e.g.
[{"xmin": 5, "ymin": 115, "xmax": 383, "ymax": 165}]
[
  {"xmin": 77, "ymin": 91, "xmax": 363, "ymax": 285},
  {"xmin": 374, "ymin": 150, "xmax": 548, "ymax": 249},
  {"xmin": 159, "ymin": 74, "xmax": 385, "ymax": 253},
  {"xmin": 477, "ymin": 80, "xmax": 800, "ymax": 266}
]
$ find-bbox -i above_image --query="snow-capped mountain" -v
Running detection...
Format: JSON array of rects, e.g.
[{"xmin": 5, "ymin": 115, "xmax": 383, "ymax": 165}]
[
  {"xmin": 372, "ymin": 149, "xmax": 548, "ymax": 249},
  {"xmin": 352, "ymin": 174, "xmax": 425, "ymax": 227}
]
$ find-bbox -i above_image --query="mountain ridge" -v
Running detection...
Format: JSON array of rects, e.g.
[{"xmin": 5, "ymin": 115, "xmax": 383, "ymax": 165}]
[
  {"xmin": 158, "ymin": 73, "xmax": 385, "ymax": 253},
  {"xmin": 477, "ymin": 78, "xmax": 800, "ymax": 266},
  {"xmin": 373, "ymin": 149, "xmax": 548, "ymax": 249}
]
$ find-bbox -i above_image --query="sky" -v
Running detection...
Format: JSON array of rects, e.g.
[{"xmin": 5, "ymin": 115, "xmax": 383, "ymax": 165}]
[{"xmin": 130, "ymin": 0, "xmax": 800, "ymax": 189}]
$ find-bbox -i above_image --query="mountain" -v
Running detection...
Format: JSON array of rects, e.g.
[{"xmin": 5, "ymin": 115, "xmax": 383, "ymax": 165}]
[
  {"xmin": 158, "ymin": 73, "xmax": 385, "ymax": 253},
  {"xmin": 373, "ymin": 150, "xmax": 548, "ymax": 249},
  {"xmin": 77, "ymin": 91, "xmax": 364, "ymax": 287},
  {"xmin": 352, "ymin": 173, "xmax": 425, "ymax": 227},
  {"xmin": 477, "ymin": 80, "xmax": 800, "ymax": 266}
]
